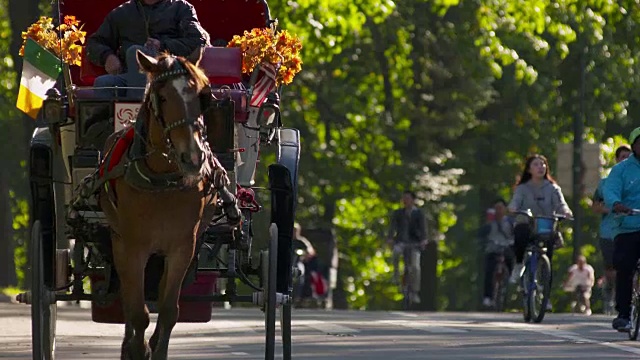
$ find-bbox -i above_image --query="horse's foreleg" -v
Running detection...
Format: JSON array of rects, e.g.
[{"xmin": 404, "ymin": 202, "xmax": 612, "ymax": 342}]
[
  {"xmin": 113, "ymin": 236, "xmax": 151, "ymax": 360},
  {"xmin": 149, "ymin": 246, "xmax": 194, "ymax": 360}
]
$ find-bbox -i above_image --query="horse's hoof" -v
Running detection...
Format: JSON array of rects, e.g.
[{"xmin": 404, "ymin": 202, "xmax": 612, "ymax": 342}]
[
  {"xmin": 120, "ymin": 343, "xmax": 151, "ymax": 360},
  {"xmin": 144, "ymin": 342, "xmax": 152, "ymax": 360},
  {"xmin": 151, "ymin": 351, "xmax": 168, "ymax": 360}
]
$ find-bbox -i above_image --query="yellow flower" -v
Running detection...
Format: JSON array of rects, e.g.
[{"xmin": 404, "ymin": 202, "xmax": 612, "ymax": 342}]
[
  {"xmin": 228, "ymin": 27, "xmax": 303, "ymax": 86},
  {"xmin": 19, "ymin": 16, "xmax": 86, "ymax": 66}
]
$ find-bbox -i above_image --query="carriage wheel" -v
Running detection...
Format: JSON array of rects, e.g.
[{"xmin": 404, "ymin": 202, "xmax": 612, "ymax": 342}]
[
  {"xmin": 30, "ymin": 220, "xmax": 57, "ymax": 360},
  {"xmin": 281, "ymin": 273, "xmax": 292, "ymax": 360},
  {"xmin": 264, "ymin": 223, "xmax": 279, "ymax": 360}
]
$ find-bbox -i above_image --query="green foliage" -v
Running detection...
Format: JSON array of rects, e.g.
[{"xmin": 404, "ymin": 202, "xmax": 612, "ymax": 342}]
[
  {"xmin": 269, "ymin": 0, "xmax": 640, "ymax": 311},
  {"xmin": 0, "ymin": 1, "xmax": 19, "ymax": 136}
]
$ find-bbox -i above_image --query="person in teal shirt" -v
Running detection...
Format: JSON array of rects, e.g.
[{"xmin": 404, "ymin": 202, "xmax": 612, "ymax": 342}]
[
  {"xmin": 603, "ymin": 127, "xmax": 640, "ymax": 332},
  {"xmin": 592, "ymin": 145, "xmax": 631, "ymax": 314}
]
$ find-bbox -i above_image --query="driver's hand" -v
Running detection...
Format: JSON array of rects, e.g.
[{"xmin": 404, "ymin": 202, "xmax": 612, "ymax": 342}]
[
  {"xmin": 613, "ymin": 203, "xmax": 632, "ymax": 214},
  {"xmin": 104, "ymin": 54, "xmax": 122, "ymax": 75},
  {"xmin": 145, "ymin": 37, "xmax": 162, "ymax": 52}
]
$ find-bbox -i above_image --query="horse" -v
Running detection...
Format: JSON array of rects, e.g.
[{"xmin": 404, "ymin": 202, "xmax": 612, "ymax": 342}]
[{"xmin": 97, "ymin": 48, "xmax": 233, "ymax": 360}]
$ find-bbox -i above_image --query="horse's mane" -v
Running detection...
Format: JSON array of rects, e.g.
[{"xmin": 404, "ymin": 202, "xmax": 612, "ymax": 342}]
[{"xmin": 151, "ymin": 52, "xmax": 209, "ymax": 90}]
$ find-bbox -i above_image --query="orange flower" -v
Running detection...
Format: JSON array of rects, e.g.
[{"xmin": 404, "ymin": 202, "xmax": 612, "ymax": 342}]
[
  {"xmin": 228, "ymin": 27, "xmax": 303, "ymax": 86},
  {"xmin": 19, "ymin": 16, "xmax": 86, "ymax": 66}
]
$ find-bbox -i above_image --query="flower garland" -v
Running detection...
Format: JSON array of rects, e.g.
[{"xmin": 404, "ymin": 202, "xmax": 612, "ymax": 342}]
[
  {"xmin": 228, "ymin": 27, "xmax": 303, "ymax": 86},
  {"xmin": 19, "ymin": 16, "xmax": 86, "ymax": 66}
]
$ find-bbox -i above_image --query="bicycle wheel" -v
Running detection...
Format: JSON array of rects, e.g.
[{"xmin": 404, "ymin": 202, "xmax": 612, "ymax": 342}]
[
  {"xmin": 402, "ymin": 288, "xmax": 411, "ymax": 310},
  {"xmin": 531, "ymin": 254, "xmax": 551, "ymax": 323},
  {"xmin": 629, "ymin": 269, "xmax": 640, "ymax": 340},
  {"xmin": 522, "ymin": 262, "xmax": 532, "ymax": 323},
  {"xmin": 492, "ymin": 264, "xmax": 507, "ymax": 312}
]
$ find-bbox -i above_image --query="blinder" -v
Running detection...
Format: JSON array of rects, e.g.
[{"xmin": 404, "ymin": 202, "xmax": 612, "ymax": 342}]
[
  {"xmin": 199, "ymin": 85, "xmax": 213, "ymax": 113},
  {"xmin": 146, "ymin": 59, "xmax": 211, "ymax": 136}
]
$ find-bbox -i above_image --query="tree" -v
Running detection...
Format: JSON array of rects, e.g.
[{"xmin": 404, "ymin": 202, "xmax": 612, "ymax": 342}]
[{"xmin": 0, "ymin": 0, "xmax": 42, "ymax": 287}]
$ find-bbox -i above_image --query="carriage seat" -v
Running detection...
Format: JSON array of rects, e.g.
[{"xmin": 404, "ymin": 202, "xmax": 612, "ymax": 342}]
[
  {"xmin": 79, "ymin": 50, "xmax": 107, "ymax": 87},
  {"xmin": 79, "ymin": 46, "xmax": 249, "ymax": 122},
  {"xmin": 201, "ymin": 46, "xmax": 248, "ymax": 123}
]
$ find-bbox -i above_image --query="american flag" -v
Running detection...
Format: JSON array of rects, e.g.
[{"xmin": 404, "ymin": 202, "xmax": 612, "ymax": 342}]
[{"xmin": 249, "ymin": 62, "xmax": 277, "ymax": 107}]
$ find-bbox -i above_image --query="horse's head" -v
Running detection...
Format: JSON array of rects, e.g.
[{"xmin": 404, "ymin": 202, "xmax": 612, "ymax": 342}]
[{"xmin": 137, "ymin": 48, "xmax": 211, "ymax": 174}]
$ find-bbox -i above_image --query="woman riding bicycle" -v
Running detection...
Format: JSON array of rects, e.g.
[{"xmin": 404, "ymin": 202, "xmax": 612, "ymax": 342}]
[{"xmin": 507, "ymin": 154, "xmax": 573, "ymax": 305}]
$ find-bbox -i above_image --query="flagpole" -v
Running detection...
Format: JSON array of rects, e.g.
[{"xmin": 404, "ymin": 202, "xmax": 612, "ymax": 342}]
[{"xmin": 56, "ymin": 0, "xmax": 74, "ymax": 109}]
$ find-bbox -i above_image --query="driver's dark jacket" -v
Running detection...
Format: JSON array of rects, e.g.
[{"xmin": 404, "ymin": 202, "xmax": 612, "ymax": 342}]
[{"xmin": 86, "ymin": 0, "xmax": 209, "ymax": 69}]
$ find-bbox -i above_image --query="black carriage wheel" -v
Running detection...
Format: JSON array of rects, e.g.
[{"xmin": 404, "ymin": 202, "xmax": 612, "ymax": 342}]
[
  {"xmin": 264, "ymin": 223, "xmax": 278, "ymax": 360},
  {"xmin": 281, "ymin": 300, "xmax": 292, "ymax": 360},
  {"xmin": 280, "ymin": 250, "xmax": 299, "ymax": 360},
  {"xmin": 531, "ymin": 254, "xmax": 551, "ymax": 324},
  {"xmin": 31, "ymin": 220, "xmax": 57, "ymax": 360}
]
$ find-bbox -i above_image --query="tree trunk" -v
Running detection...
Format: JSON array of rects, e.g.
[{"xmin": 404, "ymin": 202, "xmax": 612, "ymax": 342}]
[
  {"xmin": 9, "ymin": 0, "xmax": 40, "ymax": 185},
  {"xmin": 3, "ymin": 0, "xmax": 43, "ymax": 289},
  {"xmin": 0, "ymin": 169, "xmax": 17, "ymax": 287},
  {"xmin": 418, "ymin": 213, "xmax": 438, "ymax": 311},
  {"xmin": 10, "ymin": 0, "xmax": 41, "ymax": 151},
  {"xmin": 407, "ymin": 2, "xmax": 429, "ymax": 159}
]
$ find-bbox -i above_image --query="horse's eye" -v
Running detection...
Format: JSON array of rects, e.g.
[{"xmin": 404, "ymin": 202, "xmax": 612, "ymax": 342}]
[{"xmin": 158, "ymin": 96, "xmax": 167, "ymax": 103}]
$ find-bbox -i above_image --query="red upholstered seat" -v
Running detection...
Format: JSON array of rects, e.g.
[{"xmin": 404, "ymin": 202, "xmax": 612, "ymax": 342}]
[
  {"xmin": 60, "ymin": 0, "xmax": 271, "ymax": 86},
  {"xmin": 79, "ymin": 50, "xmax": 107, "ymax": 86},
  {"xmin": 201, "ymin": 47, "xmax": 242, "ymax": 85}
]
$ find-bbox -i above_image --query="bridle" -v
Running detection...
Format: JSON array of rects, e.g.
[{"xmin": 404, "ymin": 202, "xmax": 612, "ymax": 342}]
[{"xmin": 144, "ymin": 58, "xmax": 210, "ymax": 152}]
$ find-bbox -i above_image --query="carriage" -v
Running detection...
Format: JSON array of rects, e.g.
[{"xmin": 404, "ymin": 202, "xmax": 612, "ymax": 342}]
[{"xmin": 16, "ymin": 0, "xmax": 300, "ymax": 359}]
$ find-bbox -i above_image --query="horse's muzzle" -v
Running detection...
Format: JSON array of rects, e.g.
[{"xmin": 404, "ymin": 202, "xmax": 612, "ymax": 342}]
[{"xmin": 179, "ymin": 149, "xmax": 203, "ymax": 174}]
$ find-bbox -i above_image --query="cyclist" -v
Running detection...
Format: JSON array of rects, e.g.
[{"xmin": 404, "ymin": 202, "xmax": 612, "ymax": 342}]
[
  {"xmin": 562, "ymin": 255, "xmax": 595, "ymax": 315},
  {"xmin": 603, "ymin": 127, "xmax": 640, "ymax": 332},
  {"xmin": 480, "ymin": 199, "xmax": 515, "ymax": 307},
  {"xmin": 507, "ymin": 154, "xmax": 573, "ymax": 311},
  {"xmin": 386, "ymin": 190, "xmax": 429, "ymax": 304},
  {"xmin": 592, "ymin": 144, "xmax": 631, "ymax": 314}
]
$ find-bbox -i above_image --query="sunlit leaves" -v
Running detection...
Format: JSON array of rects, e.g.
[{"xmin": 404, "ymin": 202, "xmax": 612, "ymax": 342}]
[{"xmin": 271, "ymin": 0, "xmax": 395, "ymax": 62}]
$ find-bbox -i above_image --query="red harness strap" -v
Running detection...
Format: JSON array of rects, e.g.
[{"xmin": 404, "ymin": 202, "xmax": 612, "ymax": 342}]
[{"xmin": 99, "ymin": 127, "xmax": 135, "ymax": 188}]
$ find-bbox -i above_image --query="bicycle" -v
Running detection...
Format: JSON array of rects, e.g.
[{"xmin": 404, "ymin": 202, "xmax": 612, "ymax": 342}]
[
  {"xmin": 393, "ymin": 242, "xmax": 425, "ymax": 310},
  {"xmin": 598, "ymin": 275, "xmax": 616, "ymax": 316},
  {"xmin": 513, "ymin": 210, "xmax": 569, "ymax": 323},
  {"xmin": 628, "ymin": 259, "xmax": 640, "ymax": 339},
  {"xmin": 571, "ymin": 285, "xmax": 590, "ymax": 314},
  {"xmin": 491, "ymin": 249, "xmax": 510, "ymax": 312},
  {"xmin": 621, "ymin": 209, "xmax": 640, "ymax": 339}
]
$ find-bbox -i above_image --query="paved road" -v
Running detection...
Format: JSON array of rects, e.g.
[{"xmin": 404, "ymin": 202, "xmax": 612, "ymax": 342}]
[{"xmin": 2, "ymin": 302, "xmax": 640, "ymax": 359}]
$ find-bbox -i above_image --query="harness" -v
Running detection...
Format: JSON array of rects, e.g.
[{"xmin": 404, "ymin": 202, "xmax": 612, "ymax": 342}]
[{"xmin": 75, "ymin": 57, "xmax": 240, "ymax": 224}]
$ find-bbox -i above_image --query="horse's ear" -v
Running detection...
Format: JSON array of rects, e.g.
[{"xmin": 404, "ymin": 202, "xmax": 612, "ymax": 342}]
[
  {"xmin": 136, "ymin": 49, "xmax": 158, "ymax": 73},
  {"xmin": 186, "ymin": 46, "xmax": 204, "ymax": 67}
]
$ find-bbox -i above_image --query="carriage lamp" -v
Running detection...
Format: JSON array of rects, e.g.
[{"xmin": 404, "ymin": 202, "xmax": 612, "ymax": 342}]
[
  {"xmin": 257, "ymin": 92, "xmax": 280, "ymax": 142},
  {"xmin": 42, "ymin": 88, "xmax": 66, "ymax": 125}
]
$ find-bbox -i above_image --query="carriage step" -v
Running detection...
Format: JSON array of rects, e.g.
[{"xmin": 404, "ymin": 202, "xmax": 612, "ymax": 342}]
[
  {"xmin": 215, "ymin": 152, "xmax": 235, "ymax": 171},
  {"xmin": 252, "ymin": 291, "xmax": 291, "ymax": 308},
  {"xmin": 204, "ymin": 223, "xmax": 236, "ymax": 243}
]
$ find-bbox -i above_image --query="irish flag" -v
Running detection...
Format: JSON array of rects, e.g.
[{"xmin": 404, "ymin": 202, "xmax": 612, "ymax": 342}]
[{"xmin": 16, "ymin": 38, "xmax": 61, "ymax": 119}]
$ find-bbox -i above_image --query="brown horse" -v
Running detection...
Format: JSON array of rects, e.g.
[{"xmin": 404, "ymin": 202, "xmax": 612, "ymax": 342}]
[{"xmin": 98, "ymin": 49, "xmax": 226, "ymax": 360}]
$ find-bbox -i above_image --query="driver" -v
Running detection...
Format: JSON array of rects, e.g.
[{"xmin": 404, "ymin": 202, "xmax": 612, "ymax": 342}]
[{"xmin": 86, "ymin": 0, "xmax": 209, "ymax": 98}]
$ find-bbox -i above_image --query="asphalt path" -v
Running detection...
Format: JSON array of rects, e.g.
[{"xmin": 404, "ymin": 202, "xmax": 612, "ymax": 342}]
[{"xmin": 1, "ymin": 302, "xmax": 639, "ymax": 359}]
